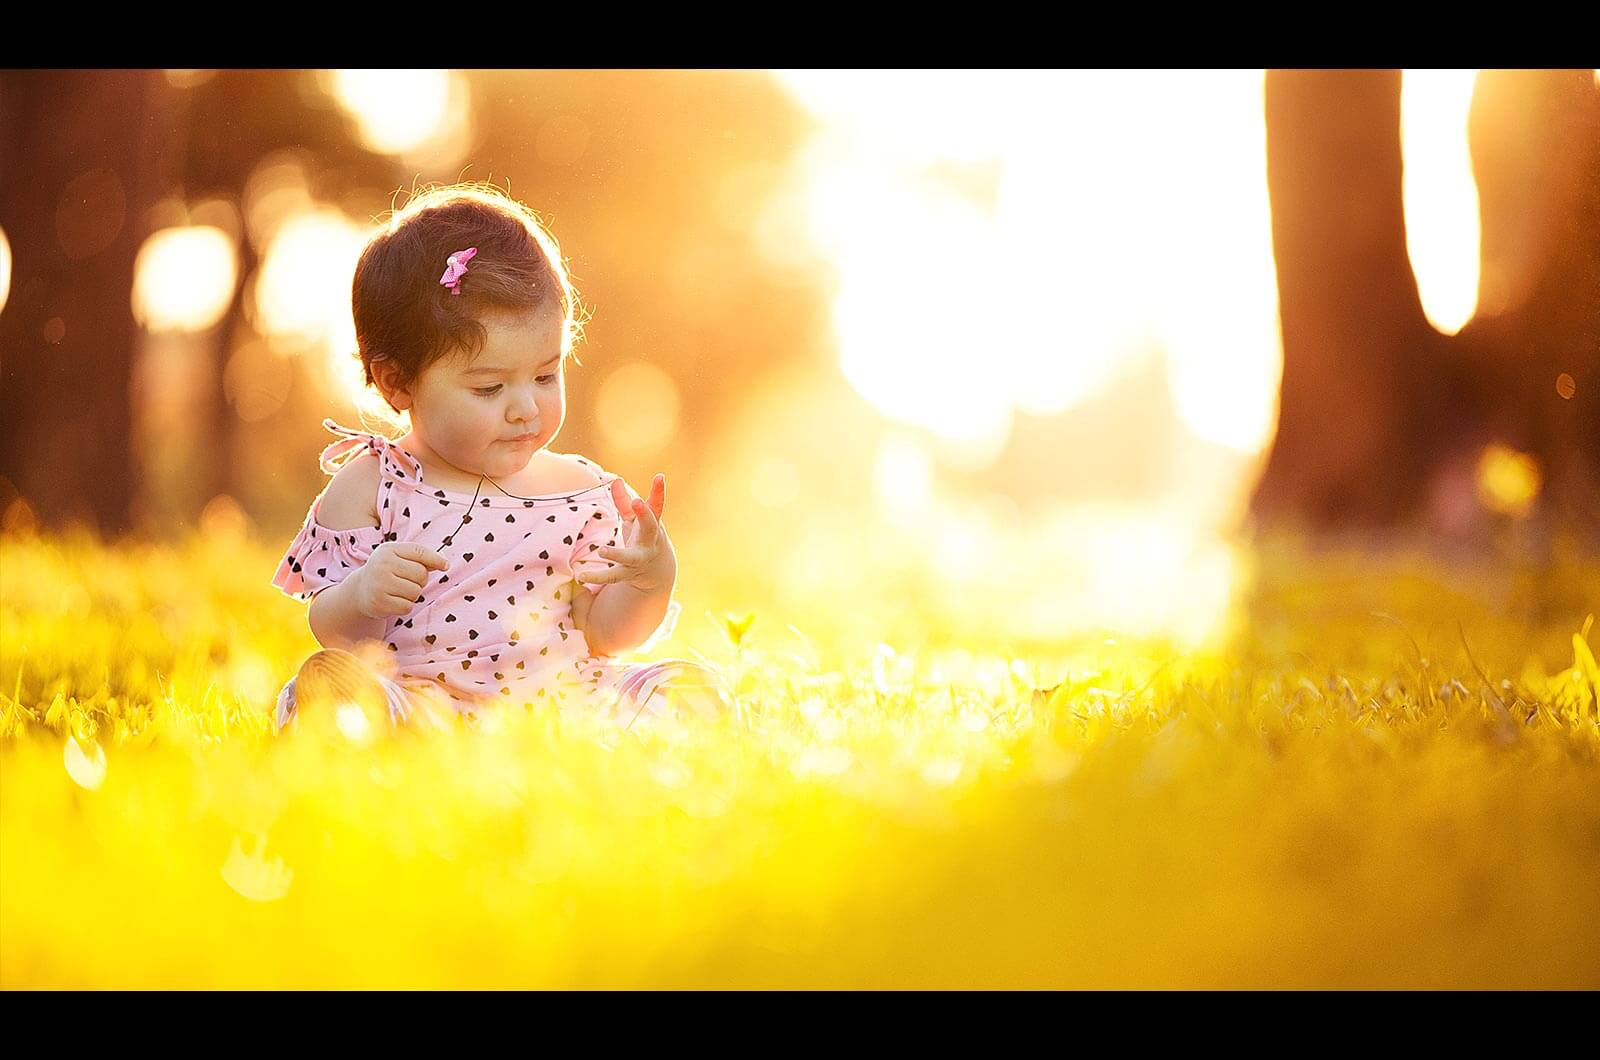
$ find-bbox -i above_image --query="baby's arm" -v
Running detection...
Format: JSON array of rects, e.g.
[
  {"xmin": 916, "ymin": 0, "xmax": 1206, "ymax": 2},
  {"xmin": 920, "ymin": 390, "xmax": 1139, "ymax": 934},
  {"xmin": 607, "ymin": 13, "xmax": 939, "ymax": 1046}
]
[
  {"xmin": 309, "ymin": 578, "xmax": 389, "ymax": 651},
  {"xmin": 305, "ymin": 452, "xmax": 388, "ymax": 650},
  {"xmin": 573, "ymin": 476, "xmax": 678, "ymax": 657},
  {"xmin": 580, "ymin": 579, "xmax": 677, "ymax": 657}
]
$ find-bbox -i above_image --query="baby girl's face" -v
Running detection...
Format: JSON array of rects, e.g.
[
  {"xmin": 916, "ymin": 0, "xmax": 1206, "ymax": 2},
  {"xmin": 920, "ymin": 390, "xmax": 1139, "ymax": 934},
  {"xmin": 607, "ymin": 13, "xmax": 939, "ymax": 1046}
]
[{"xmin": 405, "ymin": 302, "xmax": 567, "ymax": 479}]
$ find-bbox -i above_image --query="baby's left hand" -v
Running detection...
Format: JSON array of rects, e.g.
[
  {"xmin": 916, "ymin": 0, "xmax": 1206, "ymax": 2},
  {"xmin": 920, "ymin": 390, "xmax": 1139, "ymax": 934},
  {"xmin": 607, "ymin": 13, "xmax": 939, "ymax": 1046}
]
[{"xmin": 576, "ymin": 474, "xmax": 677, "ymax": 593}]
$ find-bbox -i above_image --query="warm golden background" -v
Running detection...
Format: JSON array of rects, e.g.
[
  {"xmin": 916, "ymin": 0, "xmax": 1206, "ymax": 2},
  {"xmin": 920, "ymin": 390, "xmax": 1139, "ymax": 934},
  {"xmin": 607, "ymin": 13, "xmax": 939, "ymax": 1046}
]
[{"xmin": 1, "ymin": 70, "xmax": 1597, "ymax": 988}]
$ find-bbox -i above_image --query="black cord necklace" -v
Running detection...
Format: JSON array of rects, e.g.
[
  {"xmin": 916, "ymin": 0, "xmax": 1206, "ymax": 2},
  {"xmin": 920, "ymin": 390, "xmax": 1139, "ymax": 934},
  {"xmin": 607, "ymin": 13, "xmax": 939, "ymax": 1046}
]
[
  {"xmin": 431, "ymin": 475, "xmax": 489, "ymax": 556},
  {"xmin": 432, "ymin": 471, "xmax": 603, "ymax": 557}
]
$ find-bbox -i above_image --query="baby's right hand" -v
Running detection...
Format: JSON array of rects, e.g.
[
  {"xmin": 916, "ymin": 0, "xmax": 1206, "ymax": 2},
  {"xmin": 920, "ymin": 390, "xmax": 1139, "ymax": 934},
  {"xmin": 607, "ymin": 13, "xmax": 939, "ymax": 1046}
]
[{"xmin": 349, "ymin": 542, "xmax": 450, "ymax": 620}]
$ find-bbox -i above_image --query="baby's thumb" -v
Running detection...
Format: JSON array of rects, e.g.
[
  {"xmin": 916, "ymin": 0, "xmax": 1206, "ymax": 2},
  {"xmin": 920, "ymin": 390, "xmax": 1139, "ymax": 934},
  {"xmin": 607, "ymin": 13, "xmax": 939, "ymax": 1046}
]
[{"xmin": 398, "ymin": 541, "xmax": 449, "ymax": 570}]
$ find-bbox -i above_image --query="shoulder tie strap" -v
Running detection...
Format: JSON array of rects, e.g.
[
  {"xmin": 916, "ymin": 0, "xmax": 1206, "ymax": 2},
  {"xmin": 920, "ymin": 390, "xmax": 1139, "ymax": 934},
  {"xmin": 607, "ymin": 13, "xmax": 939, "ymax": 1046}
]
[
  {"xmin": 317, "ymin": 419, "xmax": 380, "ymax": 475},
  {"xmin": 315, "ymin": 418, "xmax": 425, "ymax": 481}
]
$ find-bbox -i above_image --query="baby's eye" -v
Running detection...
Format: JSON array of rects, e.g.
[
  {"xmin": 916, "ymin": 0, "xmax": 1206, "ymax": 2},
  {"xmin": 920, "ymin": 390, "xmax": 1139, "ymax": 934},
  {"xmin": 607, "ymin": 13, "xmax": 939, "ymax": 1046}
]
[{"xmin": 474, "ymin": 372, "xmax": 558, "ymax": 397}]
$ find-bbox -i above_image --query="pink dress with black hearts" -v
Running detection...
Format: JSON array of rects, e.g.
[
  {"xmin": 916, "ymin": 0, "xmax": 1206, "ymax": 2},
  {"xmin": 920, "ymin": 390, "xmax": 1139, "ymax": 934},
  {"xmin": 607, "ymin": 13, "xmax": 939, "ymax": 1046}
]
[{"xmin": 271, "ymin": 419, "xmax": 716, "ymax": 727}]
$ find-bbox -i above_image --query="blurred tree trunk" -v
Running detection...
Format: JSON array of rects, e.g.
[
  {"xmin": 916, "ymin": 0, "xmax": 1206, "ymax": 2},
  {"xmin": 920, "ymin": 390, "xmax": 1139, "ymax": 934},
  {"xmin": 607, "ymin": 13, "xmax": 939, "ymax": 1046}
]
[
  {"xmin": 0, "ymin": 70, "xmax": 170, "ymax": 537},
  {"xmin": 1448, "ymin": 71, "xmax": 1600, "ymax": 542},
  {"xmin": 1250, "ymin": 69, "xmax": 1600, "ymax": 545},
  {"xmin": 172, "ymin": 70, "xmax": 392, "ymax": 527}
]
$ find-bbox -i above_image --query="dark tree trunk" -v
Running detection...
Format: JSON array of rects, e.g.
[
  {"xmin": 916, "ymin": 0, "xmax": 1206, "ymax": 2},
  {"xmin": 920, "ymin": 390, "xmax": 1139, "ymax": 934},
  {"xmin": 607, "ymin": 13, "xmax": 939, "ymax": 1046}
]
[
  {"xmin": 170, "ymin": 70, "xmax": 394, "ymax": 526},
  {"xmin": 1249, "ymin": 69, "xmax": 1600, "ymax": 546},
  {"xmin": 0, "ymin": 70, "xmax": 171, "ymax": 537},
  {"xmin": 1448, "ymin": 71, "xmax": 1600, "ymax": 539}
]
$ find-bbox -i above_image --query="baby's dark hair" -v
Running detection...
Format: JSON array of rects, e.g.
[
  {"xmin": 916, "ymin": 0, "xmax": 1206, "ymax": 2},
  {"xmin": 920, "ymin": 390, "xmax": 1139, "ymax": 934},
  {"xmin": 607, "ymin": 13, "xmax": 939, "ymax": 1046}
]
[{"xmin": 352, "ymin": 183, "xmax": 585, "ymax": 413}]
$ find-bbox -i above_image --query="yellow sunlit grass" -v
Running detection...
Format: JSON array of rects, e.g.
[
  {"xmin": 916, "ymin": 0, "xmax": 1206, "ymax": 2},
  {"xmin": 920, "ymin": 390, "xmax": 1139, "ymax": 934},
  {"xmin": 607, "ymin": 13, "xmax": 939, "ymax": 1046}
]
[
  {"xmin": 131, "ymin": 226, "xmax": 238, "ymax": 333},
  {"xmin": 1402, "ymin": 70, "xmax": 1482, "ymax": 337},
  {"xmin": 62, "ymin": 734, "xmax": 106, "ymax": 791},
  {"xmin": 220, "ymin": 835, "xmax": 293, "ymax": 903},
  {"xmin": 2, "ymin": 525, "xmax": 1597, "ymax": 987},
  {"xmin": 1475, "ymin": 443, "xmax": 1541, "ymax": 517}
]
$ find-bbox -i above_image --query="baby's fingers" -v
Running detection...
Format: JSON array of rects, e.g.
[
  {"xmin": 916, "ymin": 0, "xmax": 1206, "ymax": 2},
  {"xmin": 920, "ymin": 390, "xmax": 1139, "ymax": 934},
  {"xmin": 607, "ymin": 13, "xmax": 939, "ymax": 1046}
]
[
  {"xmin": 379, "ymin": 591, "xmax": 418, "ymax": 616},
  {"xmin": 596, "ymin": 543, "xmax": 648, "ymax": 566},
  {"xmin": 379, "ymin": 570, "xmax": 427, "ymax": 603},
  {"xmin": 394, "ymin": 542, "xmax": 449, "ymax": 572},
  {"xmin": 396, "ymin": 559, "xmax": 442, "ymax": 588},
  {"xmin": 367, "ymin": 580, "xmax": 419, "ymax": 616},
  {"xmin": 576, "ymin": 564, "xmax": 630, "ymax": 586}
]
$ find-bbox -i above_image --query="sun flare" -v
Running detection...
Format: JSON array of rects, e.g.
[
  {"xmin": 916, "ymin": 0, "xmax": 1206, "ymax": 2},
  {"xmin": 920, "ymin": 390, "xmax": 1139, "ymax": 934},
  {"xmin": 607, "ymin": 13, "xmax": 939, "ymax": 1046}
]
[{"xmin": 1401, "ymin": 70, "xmax": 1481, "ymax": 336}]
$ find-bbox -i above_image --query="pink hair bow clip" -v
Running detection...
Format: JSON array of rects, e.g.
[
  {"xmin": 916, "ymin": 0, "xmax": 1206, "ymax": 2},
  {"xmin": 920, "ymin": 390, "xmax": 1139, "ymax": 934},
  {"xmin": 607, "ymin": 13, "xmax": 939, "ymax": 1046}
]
[{"xmin": 439, "ymin": 247, "xmax": 478, "ymax": 295}]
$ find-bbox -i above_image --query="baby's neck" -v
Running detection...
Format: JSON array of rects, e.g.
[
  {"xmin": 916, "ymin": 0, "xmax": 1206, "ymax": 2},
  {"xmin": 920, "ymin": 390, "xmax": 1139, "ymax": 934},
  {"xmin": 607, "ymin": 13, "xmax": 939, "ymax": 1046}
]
[
  {"xmin": 395, "ymin": 432, "xmax": 483, "ymax": 492},
  {"xmin": 396, "ymin": 432, "xmax": 551, "ymax": 495}
]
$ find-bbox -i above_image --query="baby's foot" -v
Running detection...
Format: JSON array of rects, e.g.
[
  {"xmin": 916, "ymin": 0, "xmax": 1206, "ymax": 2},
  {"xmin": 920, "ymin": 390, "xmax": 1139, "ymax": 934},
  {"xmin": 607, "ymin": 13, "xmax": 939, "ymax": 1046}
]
[
  {"xmin": 290, "ymin": 648, "xmax": 396, "ymax": 742},
  {"xmin": 663, "ymin": 681, "xmax": 734, "ymax": 720}
]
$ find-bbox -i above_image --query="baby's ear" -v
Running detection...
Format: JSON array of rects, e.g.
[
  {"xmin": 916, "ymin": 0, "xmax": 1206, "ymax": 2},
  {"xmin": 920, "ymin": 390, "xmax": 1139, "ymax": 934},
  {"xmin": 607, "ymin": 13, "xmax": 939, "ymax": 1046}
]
[{"xmin": 371, "ymin": 360, "xmax": 412, "ymax": 411}]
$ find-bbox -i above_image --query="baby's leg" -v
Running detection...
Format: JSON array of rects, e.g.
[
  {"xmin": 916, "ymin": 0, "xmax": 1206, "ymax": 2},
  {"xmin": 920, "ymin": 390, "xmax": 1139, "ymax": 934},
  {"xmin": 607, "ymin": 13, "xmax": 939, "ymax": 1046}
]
[
  {"xmin": 277, "ymin": 648, "xmax": 415, "ymax": 737},
  {"xmin": 615, "ymin": 659, "xmax": 735, "ymax": 728},
  {"xmin": 659, "ymin": 665, "xmax": 735, "ymax": 720},
  {"xmin": 390, "ymin": 678, "xmax": 462, "ymax": 734}
]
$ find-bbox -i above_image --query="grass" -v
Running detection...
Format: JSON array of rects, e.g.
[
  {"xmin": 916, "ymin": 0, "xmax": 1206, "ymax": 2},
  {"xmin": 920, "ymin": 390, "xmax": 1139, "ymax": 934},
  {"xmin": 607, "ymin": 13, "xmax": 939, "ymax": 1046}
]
[{"xmin": 1, "ymin": 522, "xmax": 1597, "ymax": 988}]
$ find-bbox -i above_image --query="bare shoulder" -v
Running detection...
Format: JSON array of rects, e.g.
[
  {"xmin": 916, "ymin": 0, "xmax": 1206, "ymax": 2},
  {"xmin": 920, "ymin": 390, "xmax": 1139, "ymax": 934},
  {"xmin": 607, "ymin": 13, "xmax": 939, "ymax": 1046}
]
[
  {"xmin": 534, "ymin": 451, "xmax": 606, "ymax": 492},
  {"xmin": 315, "ymin": 450, "xmax": 381, "ymax": 530}
]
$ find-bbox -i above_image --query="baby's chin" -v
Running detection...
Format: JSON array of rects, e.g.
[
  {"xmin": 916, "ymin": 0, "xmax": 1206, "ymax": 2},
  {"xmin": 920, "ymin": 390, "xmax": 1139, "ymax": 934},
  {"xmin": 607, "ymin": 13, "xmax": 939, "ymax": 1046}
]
[{"xmin": 486, "ymin": 446, "xmax": 542, "ymax": 476}]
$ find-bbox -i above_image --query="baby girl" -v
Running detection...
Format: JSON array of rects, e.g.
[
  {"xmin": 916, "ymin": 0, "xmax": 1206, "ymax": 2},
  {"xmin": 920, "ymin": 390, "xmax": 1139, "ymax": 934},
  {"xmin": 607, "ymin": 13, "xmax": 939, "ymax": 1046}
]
[{"xmin": 270, "ymin": 184, "xmax": 729, "ymax": 734}]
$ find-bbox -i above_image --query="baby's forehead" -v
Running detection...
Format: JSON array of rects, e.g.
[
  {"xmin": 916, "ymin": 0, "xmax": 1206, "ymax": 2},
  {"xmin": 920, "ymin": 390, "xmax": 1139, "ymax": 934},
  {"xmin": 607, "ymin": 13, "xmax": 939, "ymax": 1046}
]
[
  {"xmin": 451, "ymin": 311, "xmax": 565, "ymax": 373},
  {"xmin": 445, "ymin": 344, "xmax": 565, "ymax": 377}
]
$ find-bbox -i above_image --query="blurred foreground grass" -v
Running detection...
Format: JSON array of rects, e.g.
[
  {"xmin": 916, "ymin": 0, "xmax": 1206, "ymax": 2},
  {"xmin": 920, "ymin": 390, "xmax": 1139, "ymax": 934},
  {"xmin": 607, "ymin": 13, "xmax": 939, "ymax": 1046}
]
[{"xmin": 2, "ymin": 523, "xmax": 1597, "ymax": 988}]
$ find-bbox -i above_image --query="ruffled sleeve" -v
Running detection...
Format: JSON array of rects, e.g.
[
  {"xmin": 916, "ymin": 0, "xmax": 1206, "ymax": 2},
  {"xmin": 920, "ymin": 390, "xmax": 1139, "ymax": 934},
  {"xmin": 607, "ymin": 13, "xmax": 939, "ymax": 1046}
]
[
  {"xmin": 271, "ymin": 508, "xmax": 384, "ymax": 602},
  {"xmin": 568, "ymin": 455, "xmax": 682, "ymax": 653},
  {"xmin": 269, "ymin": 420, "xmax": 399, "ymax": 602},
  {"xmin": 569, "ymin": 459, "xmax": 625, "ymax": 597}
]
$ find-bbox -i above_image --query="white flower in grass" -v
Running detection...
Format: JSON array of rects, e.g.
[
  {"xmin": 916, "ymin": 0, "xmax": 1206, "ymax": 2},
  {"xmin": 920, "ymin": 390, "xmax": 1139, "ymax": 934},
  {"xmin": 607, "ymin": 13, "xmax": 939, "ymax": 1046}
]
[
  {"xmin": 221, "ymin": 835, "xmax": 293, "ymax": 902},
  {"xmin": 63, "ymin": 734, "xmax": 106, "ymax": 791},
  {"xmin": 793, "ymin": 746, "xmax": 853, "ymax": 777}
]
